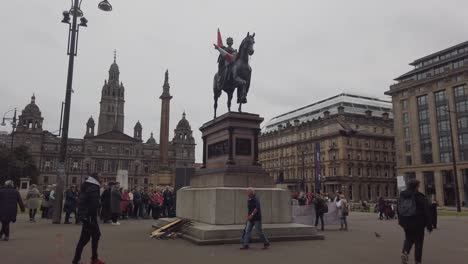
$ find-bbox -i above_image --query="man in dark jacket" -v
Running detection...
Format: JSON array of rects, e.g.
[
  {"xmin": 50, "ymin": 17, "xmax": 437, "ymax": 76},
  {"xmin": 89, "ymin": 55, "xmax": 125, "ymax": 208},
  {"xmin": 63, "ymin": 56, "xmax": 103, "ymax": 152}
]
[
  {"xmin": 398, "ymin": 179, "xmax": 432, "ymax": 264},
  {"xmin": 100, "ymin": 182, "xmax": 112, "ymax": 223},
  {"xmin": 64, "ymin": 185, "xmax": 78, "ymax": 224},
  {"xmin": 0, "ymin": 180, "xmax": 25, "ymax": 241},
  {"xmin": 240, "ymin": 187, "xmax": 270, "ymax": 250},
  {"xmin": 313, "ymin": 194, "xmax": 326, "ymax": 231},
  {"xmin": 72, "ymin": 173, "xmax": 105, "ymax": 264},
  {"xmin": 162, "ymin": 186, "xmax": 171, "ymax": 217},
  {"xmin": 132, "ymin": 187, "xmax": 142, "ymax": 219}
]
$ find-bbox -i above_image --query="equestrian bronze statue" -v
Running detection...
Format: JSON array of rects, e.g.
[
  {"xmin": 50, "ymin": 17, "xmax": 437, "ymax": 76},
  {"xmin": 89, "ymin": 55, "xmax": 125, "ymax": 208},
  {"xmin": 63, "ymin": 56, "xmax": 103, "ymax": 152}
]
[{"xmin": 213, "ymin": 32, "xmax": 255, "ymax": 118}]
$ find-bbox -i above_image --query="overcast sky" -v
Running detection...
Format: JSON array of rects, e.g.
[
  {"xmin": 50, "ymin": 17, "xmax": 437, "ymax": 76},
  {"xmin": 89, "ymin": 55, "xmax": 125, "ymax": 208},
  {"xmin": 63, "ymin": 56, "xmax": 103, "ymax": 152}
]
[{"xmin": 1, "ymin": 0, "xmax": 468, "ymax": 162}]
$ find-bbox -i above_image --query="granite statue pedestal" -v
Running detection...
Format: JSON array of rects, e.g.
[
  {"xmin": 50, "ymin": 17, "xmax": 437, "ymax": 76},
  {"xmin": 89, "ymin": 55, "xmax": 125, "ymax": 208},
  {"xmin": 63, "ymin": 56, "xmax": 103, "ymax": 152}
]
[{"xmin": 176, "ymin": 112, "xmax": 323, "ymax": 244}]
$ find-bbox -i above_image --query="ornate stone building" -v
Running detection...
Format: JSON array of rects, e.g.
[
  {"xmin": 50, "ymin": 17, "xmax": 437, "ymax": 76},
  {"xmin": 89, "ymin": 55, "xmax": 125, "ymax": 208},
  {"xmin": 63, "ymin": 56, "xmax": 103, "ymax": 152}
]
[
  {"xmin": 4, "ymin": 57, "xmax": 195, "ymax": 190},
  {"xmin": 259, "ymin": 93, "xmax": 396, "ymax": 202},
  {"xmin": 386, "ymin": 40, "xmax": 468, "ymax": 206}
]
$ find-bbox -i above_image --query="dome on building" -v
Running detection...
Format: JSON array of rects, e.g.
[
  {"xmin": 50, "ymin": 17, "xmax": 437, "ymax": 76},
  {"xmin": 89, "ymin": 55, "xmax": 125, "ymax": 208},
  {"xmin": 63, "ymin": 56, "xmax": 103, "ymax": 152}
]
[
  {"xmin": 22, "ymin": 94, "xmax": 41, "ymax": 117},
  {"xmin": 146, "ymin": 132, "xmax": 156, "ymax": 144},
  {"xmin": 176, "ymin": 112, "xmax": 191, "ymax": 130}
]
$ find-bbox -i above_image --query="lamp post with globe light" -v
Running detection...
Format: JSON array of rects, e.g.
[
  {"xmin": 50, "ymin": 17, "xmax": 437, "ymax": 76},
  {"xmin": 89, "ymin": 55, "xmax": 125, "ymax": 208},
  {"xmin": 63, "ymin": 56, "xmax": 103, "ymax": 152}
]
[
  {"xmin": 53, "ymin": 0, "xmax": 113, "ymax": 224},
  {"xmin": 1, "ymin": 108, "xmax": 17, "ymax": 149}
]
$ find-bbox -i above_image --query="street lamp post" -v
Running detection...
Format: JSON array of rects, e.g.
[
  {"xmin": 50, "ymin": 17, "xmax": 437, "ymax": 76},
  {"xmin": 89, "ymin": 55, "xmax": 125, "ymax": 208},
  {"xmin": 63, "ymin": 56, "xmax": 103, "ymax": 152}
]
[
  {"xmin": 53, "ymin": 0, "xmax": 113, "ymax": 224},
  {"xmin": 1, "ymin": 108, "xmax": 17, "ymax": 149},
  {"xmin": 445, "ymin": 104, "xmax": 462, "ymax": 212}
]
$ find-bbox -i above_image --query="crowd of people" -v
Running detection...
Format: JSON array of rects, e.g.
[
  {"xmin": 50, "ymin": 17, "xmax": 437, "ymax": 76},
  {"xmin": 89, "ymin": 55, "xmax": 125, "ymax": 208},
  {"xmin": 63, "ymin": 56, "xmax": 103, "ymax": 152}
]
[
  {"xmin": 0, "ymin": 176, "xmax": 445, "ymax": 263},
  {"xmin": 97, "ymin": 183, "xmax": 176, "ymax": 225},
  {"xmin": 21, "ymin": 182, "xmax": 177, "ymax": 225},
  {"xmin": 292, "ymin": 191, "xmax": 349, "ymax": 232}
]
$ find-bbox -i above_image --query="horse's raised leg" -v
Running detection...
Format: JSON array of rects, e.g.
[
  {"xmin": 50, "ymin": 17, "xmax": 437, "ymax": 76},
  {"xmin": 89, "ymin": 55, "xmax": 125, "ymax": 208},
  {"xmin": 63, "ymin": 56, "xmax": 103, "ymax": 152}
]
[
  {"xmin": 214, "ymin": 96, "xmax": 218, "ymax": 119},
  {"xmin": 227, "ymin": 90, "xmax": 233, "ymax": 112},
  {"xmin": 213, "ymin": 73, "xmax": 220, "ymax": 118}
]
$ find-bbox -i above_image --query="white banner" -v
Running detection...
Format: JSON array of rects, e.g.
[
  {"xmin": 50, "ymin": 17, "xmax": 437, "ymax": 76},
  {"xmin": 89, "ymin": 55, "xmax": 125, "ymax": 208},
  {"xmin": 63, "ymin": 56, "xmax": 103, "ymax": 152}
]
[
  {"xmin": 117, "ymin": 170, "xmax": 128, "ymax": 190},
  {"xmin": 292, "ymin": 202, "xmax": 340, "ymax": 226}
]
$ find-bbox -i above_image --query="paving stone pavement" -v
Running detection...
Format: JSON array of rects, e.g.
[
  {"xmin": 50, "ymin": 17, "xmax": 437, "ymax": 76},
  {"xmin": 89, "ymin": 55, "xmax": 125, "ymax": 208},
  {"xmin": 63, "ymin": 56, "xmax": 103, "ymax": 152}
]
[{"xmin": 1, "ymin": 213, "xmax": 467, "ymax": 264}]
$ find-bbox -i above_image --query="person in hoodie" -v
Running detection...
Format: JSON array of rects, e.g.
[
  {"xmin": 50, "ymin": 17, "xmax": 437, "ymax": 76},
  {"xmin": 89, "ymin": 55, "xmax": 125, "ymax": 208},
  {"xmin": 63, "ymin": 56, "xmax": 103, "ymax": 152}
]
[
  {"xmin": 0, "ymin": 180, "xmax": 25, "ymax": 241},
  {"xmin": 398, "ymin": 179, "xmax": 432, "ymax": 264},
  {"xmin": 72, "ymin": 173, "xmax": 105, "ymax": 264}
]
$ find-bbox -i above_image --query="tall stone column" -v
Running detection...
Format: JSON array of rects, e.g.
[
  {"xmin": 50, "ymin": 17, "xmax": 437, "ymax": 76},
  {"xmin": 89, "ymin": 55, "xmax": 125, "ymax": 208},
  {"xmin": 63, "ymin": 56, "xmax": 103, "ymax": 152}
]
[
  {"xmin": 434, "ymin": 170, "xmax": 445, "ymax": 206},
  {"xmin": 159, "ymin": 70, "xmax": 172, "ymax": 167},
  {"xmin": 416, "ymin": 171, "xmax": 425, "ymax": 194}
]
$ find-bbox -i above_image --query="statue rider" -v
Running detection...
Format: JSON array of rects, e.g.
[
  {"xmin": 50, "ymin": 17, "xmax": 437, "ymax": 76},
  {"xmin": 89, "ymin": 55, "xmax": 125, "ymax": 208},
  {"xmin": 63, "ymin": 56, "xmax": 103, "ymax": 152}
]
[{"xmin": 216, "ymin": 37, "xmax": 237, "ymax": 90}]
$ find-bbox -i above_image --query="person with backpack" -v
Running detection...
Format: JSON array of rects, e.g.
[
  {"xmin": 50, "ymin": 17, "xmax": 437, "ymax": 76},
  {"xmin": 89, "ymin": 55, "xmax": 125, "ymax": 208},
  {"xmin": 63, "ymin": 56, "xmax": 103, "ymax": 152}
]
[
  {"xmin": 397, "ymin": 179, "xmax": 432, "ymax": 264},
  {"xmin": 313, "ymin": 193, "xmax": 327, "ymax": 231}
]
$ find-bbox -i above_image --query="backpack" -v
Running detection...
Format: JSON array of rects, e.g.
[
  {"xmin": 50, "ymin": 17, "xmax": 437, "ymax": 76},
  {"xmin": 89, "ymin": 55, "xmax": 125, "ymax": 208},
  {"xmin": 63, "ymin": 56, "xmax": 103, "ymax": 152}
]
[
  {"xmin": 397, "ymin": 193, "xmax": 417, "ymax": 217},
  {"xmin": 342, "ymin": 202, "xmax": 349, "ymax": 216},
  {"xmin": 322, "ymin": 200, "xmax": 329, "ymax": 213}
]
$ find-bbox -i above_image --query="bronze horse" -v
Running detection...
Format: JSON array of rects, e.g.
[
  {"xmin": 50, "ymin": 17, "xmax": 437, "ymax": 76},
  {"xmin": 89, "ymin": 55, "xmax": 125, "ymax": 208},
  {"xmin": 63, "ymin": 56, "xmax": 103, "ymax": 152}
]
[{"xmin": 213, "ymin": 32, "xmax": 255, "ymax": 118}]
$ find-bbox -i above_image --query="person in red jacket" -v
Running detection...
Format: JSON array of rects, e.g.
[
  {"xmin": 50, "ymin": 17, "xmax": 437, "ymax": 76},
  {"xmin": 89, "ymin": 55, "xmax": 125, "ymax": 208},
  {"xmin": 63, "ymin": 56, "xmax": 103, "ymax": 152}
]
[{"xmin": 151, "ymin": 189, "xmax": 164, "ymax": 219}]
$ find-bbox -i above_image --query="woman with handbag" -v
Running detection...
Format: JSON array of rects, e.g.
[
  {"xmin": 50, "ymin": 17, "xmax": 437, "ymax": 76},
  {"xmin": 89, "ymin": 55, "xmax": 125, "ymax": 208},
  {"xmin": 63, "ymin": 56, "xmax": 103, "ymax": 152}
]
[{"xmin": 336, "ymin": 194, "xmax": 349, "ymax": 231}]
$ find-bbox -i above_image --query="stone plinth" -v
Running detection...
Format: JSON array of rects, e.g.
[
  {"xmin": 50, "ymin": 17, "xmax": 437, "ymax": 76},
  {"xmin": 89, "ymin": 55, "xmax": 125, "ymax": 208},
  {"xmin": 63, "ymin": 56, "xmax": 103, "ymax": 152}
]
[
  {"xmin": 176, "ymin": 112, "xmax": 321, "ymax": 244},
  {"xmin": 155, "ymin": 218, "xmax": 324, "ymax": 245},
  {"xmin": 177, "ymin": 187, "xmax": 291, "ymax": 225},
  {"xmin": 200, "ymin": 112, "xmax": 263, "ymax": 169}
]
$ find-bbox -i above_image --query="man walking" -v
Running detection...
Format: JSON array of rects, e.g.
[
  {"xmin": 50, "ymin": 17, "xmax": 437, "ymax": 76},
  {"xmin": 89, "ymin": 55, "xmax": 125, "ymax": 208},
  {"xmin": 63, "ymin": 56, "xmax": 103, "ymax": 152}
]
[
  {"xmin": 72, "ymin": 173, "xmax": 105, "ymax": 264},
  {"xmin": 64, "ymin": 185, "xmax": 78, "ymax": 224},
  {"xmin": 398, "ymin": 179, "xmax": 432, "ymax": 264},
  {"xmin": 0, "ymin": 180, "xmax": 25, "ymax": 241},
  {"xmin": 240, "ymin": 187, "xmax": 270, "ymax": 250},
  {"xmin": 313, "ymin": 193, "xmax": 326, "ymax": 231}
]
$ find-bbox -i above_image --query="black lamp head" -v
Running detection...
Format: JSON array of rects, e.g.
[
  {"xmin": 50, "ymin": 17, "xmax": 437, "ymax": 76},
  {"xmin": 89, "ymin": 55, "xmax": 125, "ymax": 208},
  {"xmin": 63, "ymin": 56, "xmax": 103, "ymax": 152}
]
[
  {"xmin": 98, "ymin": 0, "xmax": 113, "ymax": 12},
  {"xmin": 79, "ymin": 17, "xmax": 88, "ymax": 27},
  {"xmin": 61, "ymin": 11, "xmax": 71, "ymax": 24},
  {"xmin": 70, "ymin": 6, "xmax": 83, "ymax": 17}
]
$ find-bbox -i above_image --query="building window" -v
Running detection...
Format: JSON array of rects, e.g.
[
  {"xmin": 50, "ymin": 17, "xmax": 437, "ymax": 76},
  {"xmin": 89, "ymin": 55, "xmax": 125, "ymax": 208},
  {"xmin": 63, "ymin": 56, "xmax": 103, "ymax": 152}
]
[
  {"xmin": 357, "ymin": 153, "xmax": 361, "ymax": 160},
  {"xmin": 417, "ymin": 95, "xmax": 428, "ymax": 107},
  {"xmin": 404, "ymin": 127, "xmax": 410, "ymax": 139},
  {"xmin": 333, "ymin": 168, "xmax": 337, "ymax": 176},
  {"xmin": 406, "ymin": 156, "xmax": 412, "ymax": 165},
  {"xmin": 348, "ymin": 167, "xmax": 352, "ymax": 176},
  {"xmin": 440, "ymin": 152, "xmax": 451, "ymax": 163},
  {"xmin": 357, "ymin": 168, "xmax": 362, "ymax": 176},
  {"xmin": 72, "ymin": 177, "xmax": 77, "ymax": 184},
  {"xmin": 44, "ymin": 161, "xmax": 51, "ymax": 172},
  {"xmin": 97, "ymin": 146, "xmax": 103, "ymax": 152},
  {"xmin": 455, "ymin": 84, "xmax": 468, "ymax": 160},
  {"xmin": 404, "ymin": 141, "xmax": 411, "ymax": 152},
  {"xmin": 144, "ymin": 178, "xmax": 148, "ymax": 184},
  {"xmin": 347, "ymin": 152, "xmax": 352, "ymax": 160},
  {"xmin": 43, "ymin": 176, "xmax": 49, "ymax": 184},
  {"xmin": 403, "ymin": 113, "xmax": 409, "ymax": 125},
  {"xmin": 401, "ymin": 100, "xmax": 408, "ymax": 111},
  {"xmin": 418, "ymin": 94, "xmax": 432, "ymax": 164}
]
